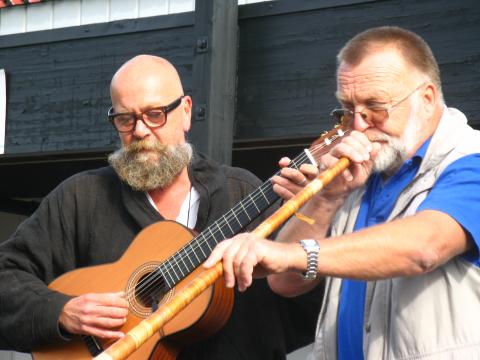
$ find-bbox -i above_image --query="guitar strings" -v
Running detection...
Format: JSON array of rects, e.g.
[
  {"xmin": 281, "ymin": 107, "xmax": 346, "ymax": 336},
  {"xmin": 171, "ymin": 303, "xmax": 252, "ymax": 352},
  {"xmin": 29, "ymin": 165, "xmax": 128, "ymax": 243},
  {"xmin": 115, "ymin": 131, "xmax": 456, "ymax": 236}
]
[{"xmin": 126, "ymin": 129, "xmax": 350, "ymax": 304}]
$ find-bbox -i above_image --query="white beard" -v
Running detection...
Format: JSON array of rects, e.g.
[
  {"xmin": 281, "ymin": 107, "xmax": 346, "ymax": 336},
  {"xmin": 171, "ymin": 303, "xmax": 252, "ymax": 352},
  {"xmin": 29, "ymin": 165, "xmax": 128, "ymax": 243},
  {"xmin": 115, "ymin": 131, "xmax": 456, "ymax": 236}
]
[{"xmin": 370, "ymin": 94, "xmax": 425, "ymax": 174}]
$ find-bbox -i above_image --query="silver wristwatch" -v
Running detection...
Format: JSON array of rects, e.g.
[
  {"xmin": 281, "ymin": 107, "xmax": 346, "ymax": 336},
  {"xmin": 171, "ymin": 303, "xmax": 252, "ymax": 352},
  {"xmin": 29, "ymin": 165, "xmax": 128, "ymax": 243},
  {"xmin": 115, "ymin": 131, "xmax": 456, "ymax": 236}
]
[{"xmin": 299, "ymin": 239, "xmax": 320, "ymax": 280}]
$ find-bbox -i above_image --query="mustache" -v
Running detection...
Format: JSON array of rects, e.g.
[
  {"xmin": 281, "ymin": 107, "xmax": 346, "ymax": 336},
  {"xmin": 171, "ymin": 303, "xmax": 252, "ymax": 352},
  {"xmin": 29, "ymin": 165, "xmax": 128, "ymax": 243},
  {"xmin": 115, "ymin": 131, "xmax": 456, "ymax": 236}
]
[
  {"xmin": 365, "ymin": 130, "xmax": 391, "ymax": 143},
  {"xmin": 124, "ymin": 139, "xmax": 168, "ymax": 154}
]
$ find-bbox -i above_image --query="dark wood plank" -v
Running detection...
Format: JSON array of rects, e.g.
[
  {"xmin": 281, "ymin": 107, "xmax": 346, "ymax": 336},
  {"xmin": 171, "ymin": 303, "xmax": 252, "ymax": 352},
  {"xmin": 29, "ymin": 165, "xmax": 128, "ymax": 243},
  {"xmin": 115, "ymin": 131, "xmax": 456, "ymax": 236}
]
[{"xmin": 190, "ymin": 0, "xmax": 238, "ymax": 165}]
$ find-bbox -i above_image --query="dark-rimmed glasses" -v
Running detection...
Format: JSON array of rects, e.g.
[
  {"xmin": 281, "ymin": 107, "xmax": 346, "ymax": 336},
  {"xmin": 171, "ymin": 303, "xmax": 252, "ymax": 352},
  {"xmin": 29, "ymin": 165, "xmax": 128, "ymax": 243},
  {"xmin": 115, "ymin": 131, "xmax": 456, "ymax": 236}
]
[
  {"xmin": 330, "ymin": 83, "xmax": 425, "ymax": 126},
  {"xmin": 107, "ymin": 96, "xmax": 184, "ymax": 133}
]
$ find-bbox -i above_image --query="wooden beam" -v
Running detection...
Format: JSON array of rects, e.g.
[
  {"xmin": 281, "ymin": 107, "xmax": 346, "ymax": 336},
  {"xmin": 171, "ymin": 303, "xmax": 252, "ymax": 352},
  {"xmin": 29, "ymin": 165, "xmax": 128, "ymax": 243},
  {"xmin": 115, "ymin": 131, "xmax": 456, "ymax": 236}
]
[{"xmin": 190, "ymin": 0, "xmax": 238, "ymax": 165}]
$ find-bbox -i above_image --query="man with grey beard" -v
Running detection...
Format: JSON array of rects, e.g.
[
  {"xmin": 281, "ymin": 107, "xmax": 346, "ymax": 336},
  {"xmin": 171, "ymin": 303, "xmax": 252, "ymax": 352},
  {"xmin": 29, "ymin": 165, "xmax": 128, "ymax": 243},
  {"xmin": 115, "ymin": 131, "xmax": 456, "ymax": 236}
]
[
  {"xmin": 0, "ymin": 55, "xmax": 320, "ymax": 359},
  {"xmin": 205, "ymin": 26, "xmax": 480, "ymax": 359}
]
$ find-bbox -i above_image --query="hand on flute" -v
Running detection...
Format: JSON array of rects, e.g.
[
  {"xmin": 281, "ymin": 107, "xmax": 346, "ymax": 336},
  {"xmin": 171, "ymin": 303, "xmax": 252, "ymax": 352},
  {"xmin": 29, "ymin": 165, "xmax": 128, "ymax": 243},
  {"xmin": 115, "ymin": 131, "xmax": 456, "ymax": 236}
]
[
  {"xmin": 273, "ymin": 131, "xmax": 381, "ymax": 202},
  {"xmin": 271, "ymin": 158, "xmax": 319, "ymax": 200},
  {"xmin": 203, "ymin": 234, "xmax": 303, "ymax": 292}
]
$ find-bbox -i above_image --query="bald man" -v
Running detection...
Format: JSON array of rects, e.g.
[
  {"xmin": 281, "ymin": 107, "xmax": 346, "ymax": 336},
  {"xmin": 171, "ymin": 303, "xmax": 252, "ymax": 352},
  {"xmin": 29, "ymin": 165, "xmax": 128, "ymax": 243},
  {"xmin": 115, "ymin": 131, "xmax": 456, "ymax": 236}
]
[{"xmin": 0, "ymin": 55, "xmax": 320, "ymax": 359}]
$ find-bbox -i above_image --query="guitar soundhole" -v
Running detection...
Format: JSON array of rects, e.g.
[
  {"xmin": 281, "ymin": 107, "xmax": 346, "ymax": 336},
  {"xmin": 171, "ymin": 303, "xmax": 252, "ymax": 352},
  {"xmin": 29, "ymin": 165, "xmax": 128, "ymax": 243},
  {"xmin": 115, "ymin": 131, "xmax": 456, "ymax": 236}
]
[
  {"xmin": 135, "ymin": 272, "xmax": 168, "ymax": 308},
  {"xmin": 127, "ymin": 262, "xmax": 174, "ymax": 318}
]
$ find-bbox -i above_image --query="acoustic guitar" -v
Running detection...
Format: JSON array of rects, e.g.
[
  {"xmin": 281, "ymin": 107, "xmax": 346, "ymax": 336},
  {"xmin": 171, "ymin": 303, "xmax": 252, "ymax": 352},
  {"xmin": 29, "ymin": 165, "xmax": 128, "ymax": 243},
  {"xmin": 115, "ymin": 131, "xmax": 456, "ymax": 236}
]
[{"xmin": 31, "ymin": 125, "xmax": 347, "ymax": 360}]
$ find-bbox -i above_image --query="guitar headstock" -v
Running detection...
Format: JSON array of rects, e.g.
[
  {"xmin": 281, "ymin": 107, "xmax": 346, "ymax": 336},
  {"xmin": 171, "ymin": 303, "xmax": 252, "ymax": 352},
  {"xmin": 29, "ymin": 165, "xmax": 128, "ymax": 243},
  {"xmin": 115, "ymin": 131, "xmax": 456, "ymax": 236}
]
[{"xmin": 308, "ymin": 123, "xmax": 349, "ymax": 165}]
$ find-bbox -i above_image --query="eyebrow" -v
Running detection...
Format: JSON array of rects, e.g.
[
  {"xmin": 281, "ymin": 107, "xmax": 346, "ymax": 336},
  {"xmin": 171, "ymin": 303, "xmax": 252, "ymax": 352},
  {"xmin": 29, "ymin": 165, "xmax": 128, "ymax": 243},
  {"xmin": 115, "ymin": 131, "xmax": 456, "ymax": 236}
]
[
  {"xmin": 112, "ymin": 104, "xmax": 167, "ymax": 115},
  {"xmin": 336, "ymin": 93, "xmax": 391, "ymax": 107}
]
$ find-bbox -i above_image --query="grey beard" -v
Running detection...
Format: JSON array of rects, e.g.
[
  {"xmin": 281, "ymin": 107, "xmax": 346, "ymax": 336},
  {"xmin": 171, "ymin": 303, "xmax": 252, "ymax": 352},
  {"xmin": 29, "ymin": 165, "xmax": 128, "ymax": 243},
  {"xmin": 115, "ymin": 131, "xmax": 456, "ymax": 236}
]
[
  {"xmin": 108, "ymin": 141, "xmax": 193, "ymax": 191},
  {"xmin": 372, "ymin": 94, "xmax": 423, "ymax": 175},
  {"xmin": 371, "ymin": 135, "xmax": 408, "ymax": 174}
]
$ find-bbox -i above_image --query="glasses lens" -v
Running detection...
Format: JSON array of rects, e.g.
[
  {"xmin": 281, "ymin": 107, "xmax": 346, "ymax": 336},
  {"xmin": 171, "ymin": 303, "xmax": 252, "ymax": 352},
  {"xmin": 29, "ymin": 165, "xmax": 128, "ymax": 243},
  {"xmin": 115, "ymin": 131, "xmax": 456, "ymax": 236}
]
[
  {"xmin": 114, "ymin": 114, "xmax": 134, "ymax": 132},
  {"xmin": 369, "ymin": 108, "xmax": 389, "ymax": 124},
  {"xmin": 332, "ymin": 109, "xmax": 352, "ymax": 124},
  {"xmin": 144, "ymin": 110, "xmax": 166, "ymax": 127}
]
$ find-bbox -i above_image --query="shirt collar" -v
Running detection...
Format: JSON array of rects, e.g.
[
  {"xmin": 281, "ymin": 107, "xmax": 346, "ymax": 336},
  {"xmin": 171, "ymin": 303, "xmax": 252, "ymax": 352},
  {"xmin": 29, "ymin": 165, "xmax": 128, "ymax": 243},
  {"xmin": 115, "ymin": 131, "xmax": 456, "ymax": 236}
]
[{"xmin": 413, "ymin": 136, "xmax": 432, "ymax": 162}]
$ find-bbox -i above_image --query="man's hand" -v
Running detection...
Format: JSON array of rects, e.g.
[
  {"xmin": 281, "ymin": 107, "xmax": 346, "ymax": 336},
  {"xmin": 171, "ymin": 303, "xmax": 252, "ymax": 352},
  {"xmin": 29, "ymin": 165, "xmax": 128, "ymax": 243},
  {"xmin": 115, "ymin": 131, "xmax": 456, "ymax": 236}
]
[
  {"xmin": 321, "ymin": 130, "xmax": 380, "ymax": 197},
  {"xmin": 272, "ymin": 131, "xmax": 381, "ymax": 202},
  {"xmin": 271, "ymin": 158, "xmax": 319, "ymax": 200},
  {"xmin": 204, "ymin": 233, "xmax": 301, "ymax": 292},
  {"xmin": 59, "ymin": 292, "xmax": 129, "ymax": 339}
]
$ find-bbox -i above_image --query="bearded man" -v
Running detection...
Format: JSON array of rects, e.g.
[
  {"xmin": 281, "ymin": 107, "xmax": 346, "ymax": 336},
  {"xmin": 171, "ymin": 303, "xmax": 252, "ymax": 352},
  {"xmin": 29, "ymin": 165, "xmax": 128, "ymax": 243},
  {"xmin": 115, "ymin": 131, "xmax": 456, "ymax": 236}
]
[
  {"xmin": 0, "ymin": 55, "xmax": 320, "ymax": 359},
  {"xmin": 206, "ymin": 26, "xmax": 480, "ymax": 359}
]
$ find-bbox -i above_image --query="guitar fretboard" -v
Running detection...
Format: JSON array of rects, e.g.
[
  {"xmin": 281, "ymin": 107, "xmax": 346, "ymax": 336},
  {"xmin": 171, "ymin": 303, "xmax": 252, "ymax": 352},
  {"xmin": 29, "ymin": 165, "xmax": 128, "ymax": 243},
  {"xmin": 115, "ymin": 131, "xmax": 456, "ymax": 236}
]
[{"xmin": 157, "ymin": 150, "xmax": 314, "ymax": 288}]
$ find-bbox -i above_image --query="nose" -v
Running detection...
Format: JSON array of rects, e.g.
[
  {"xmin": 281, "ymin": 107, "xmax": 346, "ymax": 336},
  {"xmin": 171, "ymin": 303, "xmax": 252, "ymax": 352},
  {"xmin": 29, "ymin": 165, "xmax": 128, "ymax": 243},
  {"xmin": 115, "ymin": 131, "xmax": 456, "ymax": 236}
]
[
  {"xmin": 352, "ymin": 110, "xmax": 372, "ymax": 132},
  {"xmin": 132, "ymin": 116, "xmax": 152, "ymax": 139}
]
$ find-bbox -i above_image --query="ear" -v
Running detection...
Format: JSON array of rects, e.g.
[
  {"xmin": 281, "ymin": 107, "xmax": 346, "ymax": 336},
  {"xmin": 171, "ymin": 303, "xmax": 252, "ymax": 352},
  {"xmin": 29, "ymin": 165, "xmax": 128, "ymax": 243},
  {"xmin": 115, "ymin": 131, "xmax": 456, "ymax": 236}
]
[
  {"xmin": 420, "ymin": 82, "xmax": 437, "ymax": 118},
  {"xmin": 181, "ymin": 95, "xmax": 192, "ymax": 132}
]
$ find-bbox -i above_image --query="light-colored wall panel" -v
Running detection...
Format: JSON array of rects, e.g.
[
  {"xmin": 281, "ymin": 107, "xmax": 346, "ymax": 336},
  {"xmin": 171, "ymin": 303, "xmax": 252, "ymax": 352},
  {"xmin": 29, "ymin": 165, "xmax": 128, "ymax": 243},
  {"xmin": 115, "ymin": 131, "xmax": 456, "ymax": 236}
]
[
  {"xmin": 26, "ymin": 1, "xmax": 53, "ymax": 32},
  {"xmin": 138, "ymin": 0, "xmax": 169, "ymax": 18},
  {"xmin": 81, "ymin": 0, "xmax": 109, "ymax": 25},
  {"xmin": 53, "ymin": 0, "xmax": 81, "ymax": 29},
  {"xmin": 168, "ymin": 0, "xmax": 194, "ymax": 14},
  {"xmin": 109, "ymin": 0, "xmax": 138, "ymax": 21},
  {"xmin": 0, "ymin": 6, "xmax": 26, "ymax": 35},
  {"xmin": 0, "ymin": 1, "xmax": 275, "ymax": 48}
]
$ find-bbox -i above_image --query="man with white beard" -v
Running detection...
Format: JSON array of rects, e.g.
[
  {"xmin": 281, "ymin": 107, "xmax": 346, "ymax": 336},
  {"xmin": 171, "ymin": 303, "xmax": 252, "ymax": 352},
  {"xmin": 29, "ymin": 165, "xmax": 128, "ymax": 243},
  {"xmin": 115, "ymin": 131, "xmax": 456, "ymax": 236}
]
[
  {"xmin": 205, "ymin": 26, "xmax": 480, "ymax": 359},
  {"xmin": 0, "ymin": 55, "xmax": 321, "ymax": 359}
]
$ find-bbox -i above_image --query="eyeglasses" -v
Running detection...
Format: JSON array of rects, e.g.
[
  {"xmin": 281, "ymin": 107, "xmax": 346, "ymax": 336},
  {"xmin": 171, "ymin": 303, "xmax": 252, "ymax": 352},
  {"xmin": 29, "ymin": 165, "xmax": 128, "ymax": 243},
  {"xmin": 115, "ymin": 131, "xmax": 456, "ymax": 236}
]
[
  {"xmin": 107, "ymin": 96, "xmax": 184, "ymax": 133},
  {"xmin": 330, "ymin": 83, "xmax": 425, "ymax": 126}
]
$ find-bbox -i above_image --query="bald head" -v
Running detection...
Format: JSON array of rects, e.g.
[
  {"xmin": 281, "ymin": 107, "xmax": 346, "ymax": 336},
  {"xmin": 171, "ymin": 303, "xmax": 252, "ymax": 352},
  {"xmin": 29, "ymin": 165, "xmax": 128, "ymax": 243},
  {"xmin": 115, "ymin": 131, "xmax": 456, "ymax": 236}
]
[
  {"xmin": 109, "ymin": 55, "xmax": 193, "ymax": 147},
  {"xmin": 110, "ymin": 55, "xmax": 184, "ymax": 111}
]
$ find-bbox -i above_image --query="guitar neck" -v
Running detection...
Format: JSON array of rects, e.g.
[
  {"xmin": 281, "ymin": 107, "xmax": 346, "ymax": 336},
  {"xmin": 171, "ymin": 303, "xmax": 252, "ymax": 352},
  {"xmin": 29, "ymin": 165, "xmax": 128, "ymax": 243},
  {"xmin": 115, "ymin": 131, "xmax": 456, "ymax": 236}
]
[{"xmin": 158, "ymin": 149, "xmax": 315, "ymax": 289}]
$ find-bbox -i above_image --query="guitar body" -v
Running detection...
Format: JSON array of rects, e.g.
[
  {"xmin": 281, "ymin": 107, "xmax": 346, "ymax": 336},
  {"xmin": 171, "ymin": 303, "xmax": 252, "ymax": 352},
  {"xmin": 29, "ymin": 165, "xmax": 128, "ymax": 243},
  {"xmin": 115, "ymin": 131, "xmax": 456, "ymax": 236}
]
[{"xmin": 32, "ymin": 221, "xmax": 234, "ymax": 360}]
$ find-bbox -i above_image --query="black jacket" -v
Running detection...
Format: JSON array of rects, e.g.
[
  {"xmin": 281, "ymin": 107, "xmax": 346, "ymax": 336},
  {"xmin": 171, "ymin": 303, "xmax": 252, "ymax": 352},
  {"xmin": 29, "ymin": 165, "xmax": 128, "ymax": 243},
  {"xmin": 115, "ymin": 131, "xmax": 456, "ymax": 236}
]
[{"xmin": 0, "ymin": 154, "xmax": 322, "ymax": 359}]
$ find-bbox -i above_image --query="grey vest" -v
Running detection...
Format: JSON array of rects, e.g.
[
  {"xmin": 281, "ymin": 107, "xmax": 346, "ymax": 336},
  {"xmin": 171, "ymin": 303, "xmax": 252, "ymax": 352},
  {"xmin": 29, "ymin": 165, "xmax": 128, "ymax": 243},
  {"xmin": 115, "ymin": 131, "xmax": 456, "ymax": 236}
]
[{"xmin": 310, "ymin": 108, "xmax": 480, "ymax": 360}]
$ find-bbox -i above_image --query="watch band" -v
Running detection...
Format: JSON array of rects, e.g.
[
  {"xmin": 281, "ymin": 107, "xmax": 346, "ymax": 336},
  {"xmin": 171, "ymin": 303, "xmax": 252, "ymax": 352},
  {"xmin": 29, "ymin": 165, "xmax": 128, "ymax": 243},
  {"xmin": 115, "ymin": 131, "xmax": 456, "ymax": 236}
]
[{"xmin": 299, "ymin": 239, "xmax": 319, "ymax": 280}]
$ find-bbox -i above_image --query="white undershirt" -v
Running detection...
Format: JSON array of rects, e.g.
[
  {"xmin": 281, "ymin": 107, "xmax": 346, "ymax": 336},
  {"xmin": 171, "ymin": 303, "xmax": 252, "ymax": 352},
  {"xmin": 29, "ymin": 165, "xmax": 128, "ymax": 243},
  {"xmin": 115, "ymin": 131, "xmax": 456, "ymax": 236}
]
[{"xmin": 145, "ymin": 187, "xmax": 200, "ymax": 229}]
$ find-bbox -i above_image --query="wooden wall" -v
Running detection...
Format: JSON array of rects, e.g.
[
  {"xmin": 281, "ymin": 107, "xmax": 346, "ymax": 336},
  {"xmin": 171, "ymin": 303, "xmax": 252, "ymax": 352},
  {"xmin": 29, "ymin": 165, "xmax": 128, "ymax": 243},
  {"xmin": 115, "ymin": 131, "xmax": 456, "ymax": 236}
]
[{"xmin": 0, "ymin": 0, "xmax": 479, "ymax": 200}]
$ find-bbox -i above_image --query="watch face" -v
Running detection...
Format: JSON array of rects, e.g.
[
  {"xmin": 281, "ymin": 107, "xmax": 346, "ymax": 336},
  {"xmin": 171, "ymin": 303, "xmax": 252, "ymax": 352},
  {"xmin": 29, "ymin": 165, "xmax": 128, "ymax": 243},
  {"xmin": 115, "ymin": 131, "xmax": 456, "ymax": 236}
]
[{"xmin": 301, "ymin": 239, "xmax": 319, "ymax": 250}]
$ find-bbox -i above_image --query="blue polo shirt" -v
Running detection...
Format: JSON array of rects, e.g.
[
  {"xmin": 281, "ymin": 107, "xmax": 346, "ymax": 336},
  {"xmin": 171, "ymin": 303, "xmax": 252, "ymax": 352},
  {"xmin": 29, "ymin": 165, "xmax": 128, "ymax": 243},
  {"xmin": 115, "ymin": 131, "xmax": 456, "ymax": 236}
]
[{"xmin": 337, "ymin": 139, "xmax": 480, "ymax": 360}]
